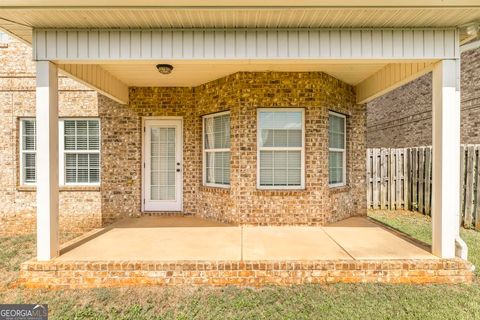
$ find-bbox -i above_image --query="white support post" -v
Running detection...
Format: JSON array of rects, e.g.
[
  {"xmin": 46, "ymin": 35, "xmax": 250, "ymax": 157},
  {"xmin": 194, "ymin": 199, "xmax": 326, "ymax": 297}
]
[
  {"xmin": 431, "ymin": 59, "xmax": 461, "ymax": 258},
  {"xmin": 36, "ymin": 61, "xmax": 59, "ymax": 261}
]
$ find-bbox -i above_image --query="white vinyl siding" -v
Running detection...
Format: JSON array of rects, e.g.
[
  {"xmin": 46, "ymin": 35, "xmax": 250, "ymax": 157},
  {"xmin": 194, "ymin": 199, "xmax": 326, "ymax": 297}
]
[
  {"xmin": 20, "ymin": 119, "xmax": 37, "ymax": 185},
  {"xmin": 203, "ymin": 111, "xmax": 230, "ymax": 187},
  {"xmin": 60, "ymin": 119, "xmax": 100, "ymax": 185},
  {"xmin": 34, "ymin": 28, "xmax": 459, "ymax": 61},
  {"xmin": 257, "ymin": 108, "xmax": 305, "ymax": 189},
  {"xmin": 329, "ymin": 112, "xmax": 346, "ymax": 187}
]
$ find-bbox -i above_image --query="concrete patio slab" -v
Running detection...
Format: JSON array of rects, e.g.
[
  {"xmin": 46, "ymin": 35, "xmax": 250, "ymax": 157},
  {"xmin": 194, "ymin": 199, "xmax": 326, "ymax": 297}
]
[
  {"xmin": 57, "ymin": 226, "xmax": 242, "ymax": 261},
  {"xmin": 55, "ymin": 215, "xmax": 436, "ymax": 262},
  {"xmin": 323, "ymin": 217, "xmax": 435, "ymax": 260},
  {"xmin": 242, "ymin": 227, "xmax": 352, "ymax": 260}
]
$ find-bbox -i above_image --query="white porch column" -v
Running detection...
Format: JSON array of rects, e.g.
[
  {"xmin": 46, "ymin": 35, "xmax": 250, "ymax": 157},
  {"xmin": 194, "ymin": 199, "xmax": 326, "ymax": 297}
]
[
  {"xmin": 431, "ymin": 59, "xmax": 461, "ymax": 258},
  {"xmin": 36, "ymin": 61, "xmax": 59, "ymax": 261}
]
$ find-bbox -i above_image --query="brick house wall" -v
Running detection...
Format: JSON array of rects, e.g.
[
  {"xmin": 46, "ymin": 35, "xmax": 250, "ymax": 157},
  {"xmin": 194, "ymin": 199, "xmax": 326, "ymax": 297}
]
[
  {"xmin": 0, "ymin": 36, "xmax": 109, "ymax": 235},
  {"xmin": 367, "ymin": 48, "xmax": 480, "ymax": 148},
  {"xmin": 0, "ymin": 35, "xmax": 366, "ymax": 235}
]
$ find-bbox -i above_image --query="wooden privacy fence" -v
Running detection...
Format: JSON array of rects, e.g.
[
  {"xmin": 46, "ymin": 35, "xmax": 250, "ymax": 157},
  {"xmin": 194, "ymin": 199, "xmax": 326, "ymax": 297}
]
[{"xmin": 366, "ymin": 145, "xmax": 480, "ymax": 230}]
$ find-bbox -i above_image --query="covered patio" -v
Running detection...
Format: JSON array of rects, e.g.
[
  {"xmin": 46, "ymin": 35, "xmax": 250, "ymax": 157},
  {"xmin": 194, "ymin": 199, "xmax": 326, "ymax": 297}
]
[{"xmin": 2, "ymin": 1, "xmax": 479, "ymax": 287}]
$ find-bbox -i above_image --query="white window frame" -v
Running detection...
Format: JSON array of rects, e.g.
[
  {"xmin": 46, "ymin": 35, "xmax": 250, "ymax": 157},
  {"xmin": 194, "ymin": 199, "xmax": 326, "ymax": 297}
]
[
  {"xmin": 202, "ymin": 111, "xmax": 231, "ymax": 188},
  {"xmin": 257, "ymin": 108, "xmax": 305, "ymax": 190},
  {"xmin": 59, "ymin": 118, "xmax": 101, "ymax": 186},
  {"xmin": 19, "ymin": 118, "xmax": 36, "ymax": 186},
  {"xmin": 328, "ymin": 111, "xmax": 347, "ymax": 188}
]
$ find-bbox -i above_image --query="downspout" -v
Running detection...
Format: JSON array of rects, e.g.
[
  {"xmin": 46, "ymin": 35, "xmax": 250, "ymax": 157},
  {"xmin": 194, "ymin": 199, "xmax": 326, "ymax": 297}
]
[
  {"xmin": 454, "ymin": 28, "xmax": 479, "ymax": 261},
  {"xmin": 455, "ymin": 236, "xmax": 468, "ymax": 260}
]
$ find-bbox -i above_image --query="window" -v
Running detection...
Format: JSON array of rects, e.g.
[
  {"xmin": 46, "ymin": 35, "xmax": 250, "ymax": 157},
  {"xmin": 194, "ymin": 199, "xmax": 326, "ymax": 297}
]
[
  {"xmin": 60, "ymin": 119, "xmax": 101, "ymax": 185},
  {"xmin": 20, "ymin": 119, "xmax": 36, "ymax": 185},
  {"xmin": 203, "ymin": 112, "xmax": 230, "ymax": 187},
  {"xmin": 257, "ymin": 108, "xmax": 304, "ymax": 189},
  {"xmin": 19, "ymin": 118, "xmax": 101, "ymax": 186},
  {"xmin": 0, "ymin": 32, "xmax": 9, "ymax": 48},
  {"xmin": 329, "ymin": 112, "xmax": 346, "ymax": 186}
]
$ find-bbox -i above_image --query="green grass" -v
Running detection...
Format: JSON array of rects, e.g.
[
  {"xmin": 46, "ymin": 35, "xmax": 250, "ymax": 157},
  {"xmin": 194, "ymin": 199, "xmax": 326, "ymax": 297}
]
[
  {"xmin": 0, "ymin": 211, "xmax": 480, "ymax": 319},
  {"xmin": 369, "ymin": 210, "xmax": 480, "ymax": 271}
]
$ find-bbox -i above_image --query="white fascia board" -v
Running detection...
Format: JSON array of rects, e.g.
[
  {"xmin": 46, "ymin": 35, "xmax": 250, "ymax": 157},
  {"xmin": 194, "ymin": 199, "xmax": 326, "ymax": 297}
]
[{"xmin": 33, "ymin": 28, "xmax": 459, "ymax": 62}]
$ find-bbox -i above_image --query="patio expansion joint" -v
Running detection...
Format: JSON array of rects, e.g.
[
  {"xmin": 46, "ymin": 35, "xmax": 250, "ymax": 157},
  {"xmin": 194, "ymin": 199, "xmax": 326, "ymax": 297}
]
[{"xmin": 320, "ymin": 228, "xmax": 356, "ymax": 261}]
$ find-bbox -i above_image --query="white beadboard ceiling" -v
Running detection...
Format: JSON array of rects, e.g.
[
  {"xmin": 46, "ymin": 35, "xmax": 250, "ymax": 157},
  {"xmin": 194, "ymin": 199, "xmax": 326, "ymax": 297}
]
[
  {"xmin": 1, "ymin": 7, "xmax": 480, "ymax": 44},
  {"xmin": 96, "ymin": 61, "xmax": 387, "ymax": 87}
]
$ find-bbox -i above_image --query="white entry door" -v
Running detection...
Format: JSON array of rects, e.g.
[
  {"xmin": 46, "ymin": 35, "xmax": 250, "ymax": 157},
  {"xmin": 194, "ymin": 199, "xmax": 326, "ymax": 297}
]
[{"xmin": 144, "ymin": 119, "xmax": 183, "ymax": 211}]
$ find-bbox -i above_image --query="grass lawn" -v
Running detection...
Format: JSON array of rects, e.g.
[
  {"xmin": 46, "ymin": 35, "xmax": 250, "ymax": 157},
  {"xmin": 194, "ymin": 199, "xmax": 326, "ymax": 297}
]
[{"xmin": 0, "ymin": 211, "xmax": 479, "ymax": 319}]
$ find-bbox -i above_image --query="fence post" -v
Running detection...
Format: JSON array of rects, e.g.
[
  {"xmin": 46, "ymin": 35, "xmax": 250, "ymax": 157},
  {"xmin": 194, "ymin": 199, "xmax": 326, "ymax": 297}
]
[
  {"xmin": 464, "ymin": 145, "xmax": 475, "ymax": 227},
  {"xmin": 424, "ymin": 147, "xmax": 432, "ymax": 216},
  {"xmin": 412, "ymin": 148, "xmax": 418, "ymax": 211},
  {"xmin": 372, "ymin": 148, "xmax": 380, "ymax": 209},
  {"xmin": 404, "ymin": 148, "xmax": 410, "ymax": 210},
  {"xmin": 366, "ymin": 149, "xmax": 372, "ymax": 209},
  {"xmin": 460, "ymin": 145, "xmax": 466, "ymax": 226},
  {"xmin": 419, "ymin": 147, "xmax": 424, "ymax": 213},
  {"xmin": 380, "ymin": 149, "xmax": 388, "ymax": 209},
  {"xmin": 475, "ymin": 146, "xmax": 480, "ymax": 230}
]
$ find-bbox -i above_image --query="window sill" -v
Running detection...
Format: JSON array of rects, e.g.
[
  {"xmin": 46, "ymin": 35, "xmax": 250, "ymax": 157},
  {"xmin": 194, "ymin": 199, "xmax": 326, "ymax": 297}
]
[
  {"xmin": 254, "ymin": 189, "xmax": 308, "ymax": 196},
  {"xmin": 328, "ymin": 185, "xmax": 350, "ymax": 194},
  {"xmin": 17, "ymin": 185, "xmax": 101, "ymax": 192},
  {"xmin": 199, "ymin": 186, "xmax": 230, "ymax": 194}
]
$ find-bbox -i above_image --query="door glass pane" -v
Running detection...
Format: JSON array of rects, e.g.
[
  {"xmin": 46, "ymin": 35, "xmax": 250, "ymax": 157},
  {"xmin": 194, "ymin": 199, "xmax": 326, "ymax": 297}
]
[{"xmin": 150, "ymin": 127, "xmax": 176, "ymax": 201}]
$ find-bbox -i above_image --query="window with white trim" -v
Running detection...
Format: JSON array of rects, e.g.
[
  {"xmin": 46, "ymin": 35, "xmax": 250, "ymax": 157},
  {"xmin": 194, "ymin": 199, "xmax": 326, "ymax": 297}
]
[
  {"xmin": 329, "ymin": 112, "xmax": 346, "ymax": 186},
  {"xmin": 60, "ymin": 119, "xmax": 101, "ymax": 185},
  {"xmin": 257, "ymin": 108, "xmax": 304, "ymax": 189},
  {"xmin": 203, "ymin": 111, "xmax": 230, "ymax": 187},
  {"xmin": 20, "ymin": 119, "xmax": 36, "ymax": 185}
]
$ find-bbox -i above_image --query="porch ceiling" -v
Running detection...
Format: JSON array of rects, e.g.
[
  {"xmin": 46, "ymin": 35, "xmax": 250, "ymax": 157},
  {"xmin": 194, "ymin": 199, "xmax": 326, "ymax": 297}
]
[
  {"xmin": 1, "ymin": 3, "xmax": 480, "ymax": 44},
  {"xmin": 95, "ymin": 60, "xmax": 388, "ymax": 87}
]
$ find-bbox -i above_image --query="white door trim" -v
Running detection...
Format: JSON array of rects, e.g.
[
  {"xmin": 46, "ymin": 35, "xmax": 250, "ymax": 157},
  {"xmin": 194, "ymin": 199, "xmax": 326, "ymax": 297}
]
[{"xmin": 142, "ymin": 117, "xmax": 183, "ymax": 212}]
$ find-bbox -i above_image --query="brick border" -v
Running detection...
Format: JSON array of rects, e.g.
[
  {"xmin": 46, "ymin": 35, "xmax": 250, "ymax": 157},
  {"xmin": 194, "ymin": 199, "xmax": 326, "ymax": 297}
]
[{"xmin": 17, "ymin": 258, "xmax": 474, "ymax": 289}]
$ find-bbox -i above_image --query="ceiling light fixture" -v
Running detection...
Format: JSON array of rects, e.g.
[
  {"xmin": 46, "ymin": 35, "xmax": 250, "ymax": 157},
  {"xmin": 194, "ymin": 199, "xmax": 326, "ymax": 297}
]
[{"xmin": 156, "ymin": 64, "xmax": 174, "ymax": 75}]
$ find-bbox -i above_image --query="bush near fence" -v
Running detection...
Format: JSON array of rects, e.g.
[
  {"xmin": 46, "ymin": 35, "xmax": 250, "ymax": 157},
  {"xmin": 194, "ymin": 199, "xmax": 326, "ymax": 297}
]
[{"xmin": 366, "ymin": 146, "xmax": 480, "ymax": 230}]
